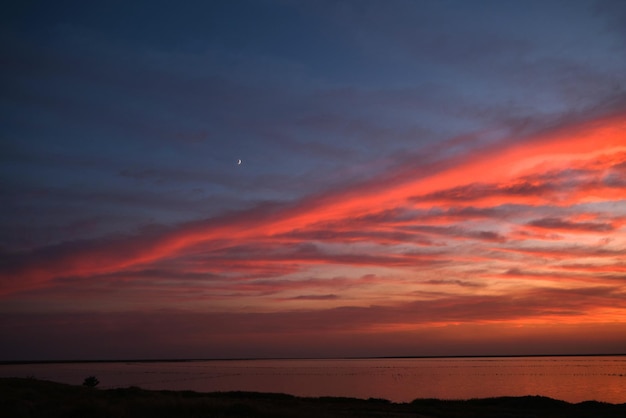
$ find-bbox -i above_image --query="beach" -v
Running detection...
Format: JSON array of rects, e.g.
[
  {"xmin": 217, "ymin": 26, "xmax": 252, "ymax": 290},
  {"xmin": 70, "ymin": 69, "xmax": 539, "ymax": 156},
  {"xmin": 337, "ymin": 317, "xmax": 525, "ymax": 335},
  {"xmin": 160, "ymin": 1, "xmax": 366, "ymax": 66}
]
[{"xmin": 3, "ymin": 377, "xmax": 625, "ymax": 418}]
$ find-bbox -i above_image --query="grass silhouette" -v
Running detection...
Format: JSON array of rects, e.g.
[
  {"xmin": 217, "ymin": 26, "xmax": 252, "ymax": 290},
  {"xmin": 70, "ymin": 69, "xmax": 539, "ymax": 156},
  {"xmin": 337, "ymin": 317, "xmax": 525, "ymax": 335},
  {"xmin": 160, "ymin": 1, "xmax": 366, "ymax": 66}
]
[{"xmin": 1, "ymin": 377, "xmax": 625, "ymax": 418}]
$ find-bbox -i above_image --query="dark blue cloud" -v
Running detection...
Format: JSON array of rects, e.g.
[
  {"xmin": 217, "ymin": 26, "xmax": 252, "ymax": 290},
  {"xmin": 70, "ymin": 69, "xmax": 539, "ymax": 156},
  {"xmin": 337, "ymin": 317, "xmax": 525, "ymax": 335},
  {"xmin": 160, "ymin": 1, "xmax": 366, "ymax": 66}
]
[{"xmin": 2, "ymin": 1, "xmax": 626, "ymax": 360}]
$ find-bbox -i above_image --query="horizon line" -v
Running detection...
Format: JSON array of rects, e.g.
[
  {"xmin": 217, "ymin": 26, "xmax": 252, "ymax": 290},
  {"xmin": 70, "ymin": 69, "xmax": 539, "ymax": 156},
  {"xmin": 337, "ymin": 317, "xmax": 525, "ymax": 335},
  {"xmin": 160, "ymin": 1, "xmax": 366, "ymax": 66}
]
[{"xmin": 2, "ymin": 352, "xmax": 625, "ymax": 365}]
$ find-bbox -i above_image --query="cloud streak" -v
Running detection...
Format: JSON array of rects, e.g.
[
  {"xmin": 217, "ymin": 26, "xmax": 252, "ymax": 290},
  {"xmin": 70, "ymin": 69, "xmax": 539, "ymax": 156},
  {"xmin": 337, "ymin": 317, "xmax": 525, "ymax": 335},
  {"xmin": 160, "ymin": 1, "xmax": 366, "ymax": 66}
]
[
  {"xmin": 2, "ymin": 1, "xmax": 626, "ymax": 359},
  {"xmin": 2, "ymin": 114, "xmax": 625, "ymax": 325}
]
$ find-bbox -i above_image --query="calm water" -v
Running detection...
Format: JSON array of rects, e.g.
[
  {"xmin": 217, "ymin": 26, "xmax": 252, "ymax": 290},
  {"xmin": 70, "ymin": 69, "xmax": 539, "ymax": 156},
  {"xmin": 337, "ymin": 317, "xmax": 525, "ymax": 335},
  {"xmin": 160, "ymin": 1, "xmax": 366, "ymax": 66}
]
[{"xmin": 1, "ymin": 356, "xmax": 625, "ymax": 403}]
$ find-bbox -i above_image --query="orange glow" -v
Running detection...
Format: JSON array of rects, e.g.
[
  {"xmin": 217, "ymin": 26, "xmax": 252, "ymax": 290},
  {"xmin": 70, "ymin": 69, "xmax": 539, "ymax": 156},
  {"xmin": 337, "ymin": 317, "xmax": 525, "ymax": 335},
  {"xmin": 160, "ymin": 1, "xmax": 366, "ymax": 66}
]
[{"xmin": 2, "ymin": 112, "xmax": 626, "ymax": 351}]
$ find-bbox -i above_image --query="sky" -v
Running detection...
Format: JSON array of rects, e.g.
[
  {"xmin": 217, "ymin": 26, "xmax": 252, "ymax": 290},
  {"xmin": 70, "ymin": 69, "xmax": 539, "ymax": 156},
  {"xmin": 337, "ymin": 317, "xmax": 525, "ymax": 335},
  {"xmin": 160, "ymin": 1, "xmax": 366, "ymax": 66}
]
[{"xmin": 1, "ymin": 0, "xmax": 626, "ymax": 360}]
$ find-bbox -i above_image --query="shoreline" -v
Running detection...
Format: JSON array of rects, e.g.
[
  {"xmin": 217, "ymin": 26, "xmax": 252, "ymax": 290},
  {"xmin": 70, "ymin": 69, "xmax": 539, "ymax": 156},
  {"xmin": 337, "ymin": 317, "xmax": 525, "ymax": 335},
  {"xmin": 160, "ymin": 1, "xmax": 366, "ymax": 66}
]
[
  {"xmin": 2, "ymin": 377, "xmax": 625, "ymax": 418},
  {"xmin": 2, "ymin": 352, "xmax": 625, "ymax": 365}
]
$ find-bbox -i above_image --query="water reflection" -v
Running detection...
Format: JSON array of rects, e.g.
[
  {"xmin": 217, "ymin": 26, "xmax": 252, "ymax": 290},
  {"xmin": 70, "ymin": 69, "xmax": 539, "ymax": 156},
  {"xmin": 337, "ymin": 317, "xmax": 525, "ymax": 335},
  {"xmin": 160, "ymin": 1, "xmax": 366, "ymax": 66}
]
[{"xmin": 1, "ymin": 356, "xmax": 625, "ymax": 403}]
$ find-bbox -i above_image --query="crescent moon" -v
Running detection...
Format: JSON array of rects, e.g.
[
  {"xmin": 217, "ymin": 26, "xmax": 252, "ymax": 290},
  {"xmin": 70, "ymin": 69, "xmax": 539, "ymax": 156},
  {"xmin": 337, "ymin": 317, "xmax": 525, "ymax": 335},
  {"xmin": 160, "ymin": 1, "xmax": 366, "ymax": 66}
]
[{"xmin": 237, "ymin": 159, "xmax": 242, "ymax": 165}]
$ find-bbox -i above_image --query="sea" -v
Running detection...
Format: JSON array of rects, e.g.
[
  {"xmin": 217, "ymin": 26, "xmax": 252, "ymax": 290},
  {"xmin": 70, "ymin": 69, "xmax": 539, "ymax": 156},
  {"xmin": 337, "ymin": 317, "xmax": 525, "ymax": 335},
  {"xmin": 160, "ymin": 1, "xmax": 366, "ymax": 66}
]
[{"xmin": 1, "ymin": 356, "xmax": 625, "ymax": 404}]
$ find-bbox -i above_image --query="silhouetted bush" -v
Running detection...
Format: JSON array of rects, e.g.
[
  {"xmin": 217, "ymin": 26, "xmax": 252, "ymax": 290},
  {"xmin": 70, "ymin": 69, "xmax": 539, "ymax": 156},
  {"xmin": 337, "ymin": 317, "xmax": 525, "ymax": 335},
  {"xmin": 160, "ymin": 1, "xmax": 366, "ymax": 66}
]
[{"xmin": 82, "ymin": 376, "xmax": 99, "ymax": 388}]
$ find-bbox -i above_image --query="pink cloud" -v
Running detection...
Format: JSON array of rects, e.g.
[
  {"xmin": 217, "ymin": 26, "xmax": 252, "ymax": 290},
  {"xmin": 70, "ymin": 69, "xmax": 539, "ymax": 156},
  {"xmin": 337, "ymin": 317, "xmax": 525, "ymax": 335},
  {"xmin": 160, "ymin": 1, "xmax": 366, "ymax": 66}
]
[{"xmin": 2, "ymin": 112, "xmax": 626, "ymax": 354}]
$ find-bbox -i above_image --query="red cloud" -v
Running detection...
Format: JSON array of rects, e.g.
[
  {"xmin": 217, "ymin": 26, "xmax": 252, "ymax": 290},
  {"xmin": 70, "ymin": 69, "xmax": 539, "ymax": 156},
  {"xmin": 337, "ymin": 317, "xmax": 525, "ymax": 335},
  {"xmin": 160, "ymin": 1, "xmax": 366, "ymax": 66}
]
[{"xmin": 2, "ymin": 110, "xmax": 625, "ymax": 350}]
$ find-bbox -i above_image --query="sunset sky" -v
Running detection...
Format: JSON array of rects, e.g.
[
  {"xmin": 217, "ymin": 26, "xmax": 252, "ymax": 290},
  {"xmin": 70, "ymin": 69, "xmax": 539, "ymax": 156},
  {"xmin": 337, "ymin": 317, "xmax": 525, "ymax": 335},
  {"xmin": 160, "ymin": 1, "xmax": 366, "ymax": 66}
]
[{"xmin": 2, "ymin": 0, "xmax": 626, "ymax": 360}]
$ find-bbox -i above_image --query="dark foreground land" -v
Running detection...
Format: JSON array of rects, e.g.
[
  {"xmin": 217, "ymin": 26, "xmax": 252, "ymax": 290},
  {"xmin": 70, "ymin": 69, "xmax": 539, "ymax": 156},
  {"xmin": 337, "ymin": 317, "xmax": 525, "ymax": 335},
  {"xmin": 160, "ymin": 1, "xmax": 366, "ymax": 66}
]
[{"xmin": 1, "ymin": 378, "xmax": 625, "ymax": 418}]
